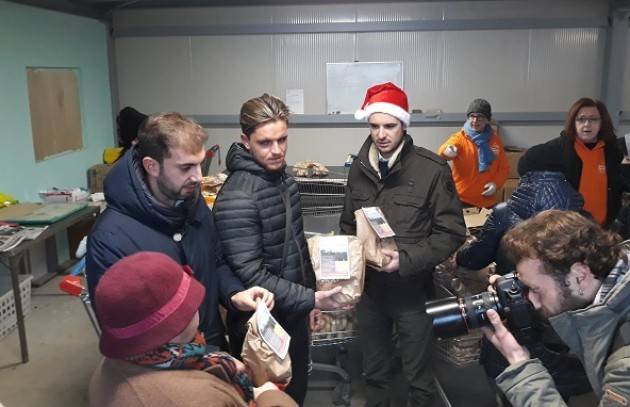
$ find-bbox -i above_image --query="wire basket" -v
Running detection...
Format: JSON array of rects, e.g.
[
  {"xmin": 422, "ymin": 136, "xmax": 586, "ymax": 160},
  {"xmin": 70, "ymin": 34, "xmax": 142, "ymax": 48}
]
[
  {"xmin": 295, "ymin": 177, "xmax": 347, "ymax": 216},
  {"xmin": 311, "ymin": 309, "xmax": 359, "ymax": 347},
  {"xmin": 435, "ymin": 330, "xmax": 482, "ymax": 368}
]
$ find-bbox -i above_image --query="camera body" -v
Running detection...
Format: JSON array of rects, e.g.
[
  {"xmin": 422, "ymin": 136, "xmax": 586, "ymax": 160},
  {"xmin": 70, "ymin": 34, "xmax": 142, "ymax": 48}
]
[{"xmin": 426, "ymin": 273, "xmax": 533, "ymax": 339}]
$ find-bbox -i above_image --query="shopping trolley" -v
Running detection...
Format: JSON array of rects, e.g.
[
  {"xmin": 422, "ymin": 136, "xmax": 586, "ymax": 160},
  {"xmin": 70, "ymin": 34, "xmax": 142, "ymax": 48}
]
[
  {"xmin": 58, "ymin": 237, "xmax": 101, "ymax": 336},
  {"xmin": 295, "ymin": 166, "xmax": 356, "ymax": 406},
  {"xmin": 309, "ymin": 309, "xmax": 359, "ymax": 406}
]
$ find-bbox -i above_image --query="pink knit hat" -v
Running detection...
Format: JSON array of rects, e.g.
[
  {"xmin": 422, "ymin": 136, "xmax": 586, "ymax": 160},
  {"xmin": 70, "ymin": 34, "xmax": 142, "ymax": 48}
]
[
  {"xmin": 354, "ymin": 82, "xmax": 410, "ymax": 127},
  {"xmin": 96, "ymin": 252, "xmax": 205, "ymax": 359}
]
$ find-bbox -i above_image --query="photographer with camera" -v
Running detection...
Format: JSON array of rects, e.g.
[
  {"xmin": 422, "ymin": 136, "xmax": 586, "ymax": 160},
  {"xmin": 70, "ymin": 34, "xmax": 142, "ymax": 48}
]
[{"xmin": 482, "ymin": 209, "xmax": 630, "ymax": 406}]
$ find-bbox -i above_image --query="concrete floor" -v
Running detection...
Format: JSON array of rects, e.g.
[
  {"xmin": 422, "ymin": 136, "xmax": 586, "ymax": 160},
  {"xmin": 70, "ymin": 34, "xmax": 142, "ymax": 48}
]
[{"xmin": 0, "ymin": 275, "xmax": 598, "ymax": 407}]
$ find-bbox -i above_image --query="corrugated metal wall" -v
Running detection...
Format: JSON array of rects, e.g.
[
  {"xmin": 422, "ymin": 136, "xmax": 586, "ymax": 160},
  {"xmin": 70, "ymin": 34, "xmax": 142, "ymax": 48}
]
[{"xmin": 113, "ymin": 0, "xmax": 623, "ymax": 167}]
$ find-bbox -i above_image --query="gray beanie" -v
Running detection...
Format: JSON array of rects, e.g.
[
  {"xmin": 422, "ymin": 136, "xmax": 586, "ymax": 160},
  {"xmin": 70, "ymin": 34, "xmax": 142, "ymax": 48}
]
[{"xmin": 466, "ymin": 98, "xmax": 492, "ymax": 120}]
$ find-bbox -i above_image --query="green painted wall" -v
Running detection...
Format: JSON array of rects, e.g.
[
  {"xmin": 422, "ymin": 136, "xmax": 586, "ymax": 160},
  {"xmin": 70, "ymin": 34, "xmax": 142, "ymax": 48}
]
[{"xmin": 0, "ymin": 1, "xmax": 113, "ymax": 202}]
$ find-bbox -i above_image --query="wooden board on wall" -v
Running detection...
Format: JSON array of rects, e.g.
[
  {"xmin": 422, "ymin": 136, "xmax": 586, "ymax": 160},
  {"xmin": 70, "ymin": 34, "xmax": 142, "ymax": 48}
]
[{"xmin": 26, "ymin": 68, "xmax": 83, "ymax": 161}]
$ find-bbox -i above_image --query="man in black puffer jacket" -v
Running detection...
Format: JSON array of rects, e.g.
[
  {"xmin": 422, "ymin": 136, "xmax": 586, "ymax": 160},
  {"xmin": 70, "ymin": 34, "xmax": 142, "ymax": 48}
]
[{"xmin": 213, "ymin": 94, "xmax": 343, "ymax": 405}]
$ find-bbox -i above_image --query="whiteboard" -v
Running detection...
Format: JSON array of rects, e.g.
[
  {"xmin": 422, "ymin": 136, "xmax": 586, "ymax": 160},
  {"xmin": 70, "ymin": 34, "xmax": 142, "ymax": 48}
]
[{"xmin": 326, "ymin": 62, "xmax": 403, "ymax": 114}]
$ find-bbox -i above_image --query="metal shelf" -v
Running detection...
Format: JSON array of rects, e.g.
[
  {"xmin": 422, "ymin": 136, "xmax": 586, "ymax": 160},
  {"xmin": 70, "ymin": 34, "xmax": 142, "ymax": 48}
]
[{"xmin": 192, "ymin": 112, "xmax": 568, "ymax": 128}]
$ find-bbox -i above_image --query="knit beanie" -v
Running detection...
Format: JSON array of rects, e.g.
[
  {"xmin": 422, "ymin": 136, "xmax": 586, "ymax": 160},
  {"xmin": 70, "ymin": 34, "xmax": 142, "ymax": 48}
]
[{"xmin": 466, "ymin": 98, "xmax": 492, "ymax": 120}]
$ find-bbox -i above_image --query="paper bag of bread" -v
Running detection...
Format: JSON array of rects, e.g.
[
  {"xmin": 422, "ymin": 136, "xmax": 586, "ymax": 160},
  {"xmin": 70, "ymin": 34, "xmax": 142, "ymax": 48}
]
[
  {"xmin": 307, "ymin": 235, "xmax": 365, "ymax": 306},
  {"xmin": 354, "ymin": 207, "xmax": 397, "ymax": 268},
  {"xmin": 241, "ymin": 302, "xmax": 292, "ymax": 387}
]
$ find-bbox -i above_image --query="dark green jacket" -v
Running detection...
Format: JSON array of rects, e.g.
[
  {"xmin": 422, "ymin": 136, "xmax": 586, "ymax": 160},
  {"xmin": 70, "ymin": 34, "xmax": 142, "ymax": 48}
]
[{"xmin": 340, "ymin": 134, "xmax": 466, "ymax": 295}]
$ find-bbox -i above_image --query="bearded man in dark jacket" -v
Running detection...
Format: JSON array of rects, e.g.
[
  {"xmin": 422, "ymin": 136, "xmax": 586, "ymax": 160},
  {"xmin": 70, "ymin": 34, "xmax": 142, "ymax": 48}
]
[
  {"xmin": 86, "ymin": 112, "xmax": 273, "ymax": 348},
  {"xmin": 341, "ymin": 83, "xmax": 466, "ymax": 407},
  {"xmin": 213, "ymin": 94, "xmax": 343, "ymax": 405}
]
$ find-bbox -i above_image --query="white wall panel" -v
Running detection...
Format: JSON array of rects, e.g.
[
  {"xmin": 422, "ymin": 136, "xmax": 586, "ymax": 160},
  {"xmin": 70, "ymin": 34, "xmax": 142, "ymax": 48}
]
[
  {"xmin": 267, "ymin": 5, "xmax": 357, "ymax": 24},
  {"xmin": 113, "ymin": 1, "xmax": 612, "ymax": 164},
  {"xmin": 114, "ymin": 7, "xmax": 274, "ymax": 27},
  {"xmin": 441, "ymin": 0, "xmax": 607, "ymax": 20},
  {"xmin": 356, "ymin": 31, "xmax": 445, "ymax": 110},
  {"xmin": 114, "ymin": 1, "xmax": 607, "ymax": 28},
  {"xmin": 274, "ymin": 33, "xmax": 355, "ymax": 114},
  {"xmin": 441, "ymin": 30, "xmax": 530, "ymax": 111},
  {"xmin": 116, "ymin": 37, "xmax": 194, "ymax": 114},
  {"xmin": 526, "ymin": 28, "xmax": 603, "ymax": 110},
  {"xmin": 190, "ymin": 36, "xmax": 274, "ymax": 114}
]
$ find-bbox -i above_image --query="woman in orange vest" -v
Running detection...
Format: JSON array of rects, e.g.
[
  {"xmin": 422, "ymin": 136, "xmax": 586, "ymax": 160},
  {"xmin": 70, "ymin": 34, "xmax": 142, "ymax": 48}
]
[{"xmin": 518, "ymin": 98, "xmax": 626, "ymax": 227}]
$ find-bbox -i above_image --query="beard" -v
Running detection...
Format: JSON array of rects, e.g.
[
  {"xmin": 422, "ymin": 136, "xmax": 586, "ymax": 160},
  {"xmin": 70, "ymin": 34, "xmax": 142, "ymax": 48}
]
[
  {"xmin": 538, "ymin": 282, "xmax": 590, "ymax": 319},
  {"xmin": 157, "ymin": 175, "xmax": 199, "ymax": 202}
]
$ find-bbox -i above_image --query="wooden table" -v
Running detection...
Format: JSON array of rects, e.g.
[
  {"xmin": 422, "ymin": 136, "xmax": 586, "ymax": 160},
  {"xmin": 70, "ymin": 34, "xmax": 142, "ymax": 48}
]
[{"xmin": 0, "ymin": 204, "xmax": 99, "ymax": 363}]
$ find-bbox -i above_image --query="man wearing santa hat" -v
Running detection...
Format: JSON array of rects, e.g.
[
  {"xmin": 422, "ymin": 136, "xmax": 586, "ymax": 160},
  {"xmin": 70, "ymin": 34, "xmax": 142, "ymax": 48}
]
[{"xmin": 340, "ymin": 82, "xmax": 466, "ymax": 406}]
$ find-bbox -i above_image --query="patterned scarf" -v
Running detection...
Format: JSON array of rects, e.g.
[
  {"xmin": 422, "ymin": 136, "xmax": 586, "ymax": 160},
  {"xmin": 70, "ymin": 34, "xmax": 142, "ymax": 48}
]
[
  {"xmin": 463, "ymin": 121, "xmax": 495, "ymax": 172},
  {"xmin": 127, "ymin": 332, "xmax": 255, "ymax": 404}
]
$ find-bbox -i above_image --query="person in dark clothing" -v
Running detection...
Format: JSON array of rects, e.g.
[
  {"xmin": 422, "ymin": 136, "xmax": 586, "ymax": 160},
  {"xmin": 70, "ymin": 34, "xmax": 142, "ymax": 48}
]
[
  {"xmin": 517, "ymin": 97, "xmax": 625, "ymax": 228},
  {"xmin": 213, "ymin": 94, "xmax": 343, "ymax": 406},
  {"xmin": 86, "ymin": 112, "xmax": 274, "ymax": 347},
  {"xmin": 455, "ymin": 170, "xmax": 591, "ymax": 403},
  {"xmin": 341, "ymin": 82, "xmax": 467, "ymax": 407},
  {"xmin": 117, "ymin": 106, "xmax": 147, "ymax": 152}
]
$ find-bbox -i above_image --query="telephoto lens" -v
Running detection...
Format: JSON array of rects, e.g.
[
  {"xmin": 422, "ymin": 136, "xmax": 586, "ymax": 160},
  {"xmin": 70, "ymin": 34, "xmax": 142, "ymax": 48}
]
[
  {"xmin": 426, "ymin": 273, "xmax": 532, "ymax": 339},
  {"xmin": 426, "ymin": 292, "xmax": 503, "ymax": 338}
]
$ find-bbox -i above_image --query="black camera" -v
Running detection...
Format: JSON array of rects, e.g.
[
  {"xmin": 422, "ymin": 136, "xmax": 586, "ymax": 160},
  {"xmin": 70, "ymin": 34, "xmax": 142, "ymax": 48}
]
[{"xmin": 426, "ymin": 273, "xmax": 534, "ymax": 338}]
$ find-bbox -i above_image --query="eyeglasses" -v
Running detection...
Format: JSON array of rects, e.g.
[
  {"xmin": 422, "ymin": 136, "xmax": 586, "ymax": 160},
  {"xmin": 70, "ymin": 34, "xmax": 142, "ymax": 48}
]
[{"xmin": 575, "ymin": 117, "xmax": 601, "ymax": 124}]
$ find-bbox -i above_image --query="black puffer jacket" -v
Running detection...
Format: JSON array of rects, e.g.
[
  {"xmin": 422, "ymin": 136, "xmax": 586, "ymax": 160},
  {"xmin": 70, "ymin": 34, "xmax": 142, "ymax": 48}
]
[
  {"xmin": 213, "ymin": 143, "xmax": 316, "ymax": 320},
  {"xmin": 456, "ymin": 171, "xmax": 584, "ymax": 274}
]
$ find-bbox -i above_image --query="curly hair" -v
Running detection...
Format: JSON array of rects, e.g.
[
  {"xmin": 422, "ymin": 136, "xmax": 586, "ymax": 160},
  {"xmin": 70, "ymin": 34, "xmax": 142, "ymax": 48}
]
[
  {"xmin": 502, "ymin": 210, "xmax": 622, "ymax": 281},
  {"xmin": 564, "ymin": 97, "xmax": 616, "ymax": 145},
  {"xmin": 240, "ymin": 93, "xmax": 289, "ymax": 137}
]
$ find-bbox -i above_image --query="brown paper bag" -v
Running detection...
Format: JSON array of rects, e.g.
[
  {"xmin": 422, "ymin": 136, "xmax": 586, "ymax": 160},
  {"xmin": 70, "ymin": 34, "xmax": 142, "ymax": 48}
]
[
  {"xmin": 307, "ymin": 235, "xmax": 365, "ymax": 306},
  {"xmin": 354, "ymin": 208, "xmax": 397, "ymax": 268},
  {"xmin": 241, "ymin": 310, "xmax": 292, "ymax": 387}
]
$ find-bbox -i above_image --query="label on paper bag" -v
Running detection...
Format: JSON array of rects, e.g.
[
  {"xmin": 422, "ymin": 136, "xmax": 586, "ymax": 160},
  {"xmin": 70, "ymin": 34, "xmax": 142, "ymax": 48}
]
[
  {"xmin": 361, "ymin": 207, "xmax": 396, "ymax": 239},
  {"xmin": 256, "ymin": 301, "xmax": 291, "ymax": 359},
  {"xmin": 319, "ymin": 236, "xmax": 350, "ymax": 279}
]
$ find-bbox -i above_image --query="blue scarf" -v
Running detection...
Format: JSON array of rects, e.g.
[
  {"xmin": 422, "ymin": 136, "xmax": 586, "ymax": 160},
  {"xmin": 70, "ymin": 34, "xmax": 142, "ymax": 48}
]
[{"xmin": 463, "ymin": 121, "xmax": 494, "ymax": 172}]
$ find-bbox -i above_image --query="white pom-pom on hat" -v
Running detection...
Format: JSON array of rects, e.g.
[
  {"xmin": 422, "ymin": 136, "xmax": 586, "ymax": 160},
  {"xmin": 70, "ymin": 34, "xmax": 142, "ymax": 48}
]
[{"xmin": 354, "ymin": 109, "xmax": 367, "ymax": 121}]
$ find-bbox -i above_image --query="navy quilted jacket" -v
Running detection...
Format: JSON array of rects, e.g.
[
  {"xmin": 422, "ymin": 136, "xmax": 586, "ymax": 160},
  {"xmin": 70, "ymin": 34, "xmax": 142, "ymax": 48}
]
[
  {"xmin": 86, "ymin": 147, "xmax": 244, "ymax": 346},
  {"xmin": 456, "ymin": 171, "xmax": 584, "ymax": 274}
]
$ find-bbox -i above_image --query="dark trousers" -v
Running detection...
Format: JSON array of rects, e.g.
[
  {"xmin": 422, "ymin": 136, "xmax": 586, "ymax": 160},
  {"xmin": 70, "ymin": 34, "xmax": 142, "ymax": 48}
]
[
  {"xmin": 357, "ymin": 291, "xmax": 436, "ymax": 407},
  {"xmin": 227, "ymin": 311, "xmax": 310, "ymax": 406}
]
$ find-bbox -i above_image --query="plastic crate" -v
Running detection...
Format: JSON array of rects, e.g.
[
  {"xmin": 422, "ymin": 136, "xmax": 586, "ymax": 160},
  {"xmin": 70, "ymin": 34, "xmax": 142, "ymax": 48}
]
[{"xmin": 0, "ymin": 274, "xmax": 33, "ymax": 340}]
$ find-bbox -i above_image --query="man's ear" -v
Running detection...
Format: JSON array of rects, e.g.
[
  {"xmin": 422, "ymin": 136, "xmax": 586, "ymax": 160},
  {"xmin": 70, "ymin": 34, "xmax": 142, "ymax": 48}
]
[
  {"xmin": 569, "ymin": 262, "xmax": 592, "ymax": 285},
  {"xmin": 142, "ymin": 157, "xmax": 160, "ymax": 177},
  {"xmin": 240, "ymin": 134, "xmax": 250, "ymax": 150}
]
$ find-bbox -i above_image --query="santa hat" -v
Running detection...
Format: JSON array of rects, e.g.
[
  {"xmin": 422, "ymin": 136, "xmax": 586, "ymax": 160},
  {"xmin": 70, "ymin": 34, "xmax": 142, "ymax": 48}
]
[{"xmin": 354, "ymin": 82, "xmax": 410, "ymax": 127}]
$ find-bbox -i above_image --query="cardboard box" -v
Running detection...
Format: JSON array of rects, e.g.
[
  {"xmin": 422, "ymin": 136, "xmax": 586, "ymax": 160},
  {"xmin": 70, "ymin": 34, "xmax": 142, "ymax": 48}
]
[
  {"xmin": 87, "ymin": 164, "xmax": 112, "ymax": 193},
  {"xmin": 504, "ymin": 147, "xmax": 527, "ymax": 179},
  {"xmin": 463, "ymin": 207, "xmax": 492, "ymax": 229}
]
